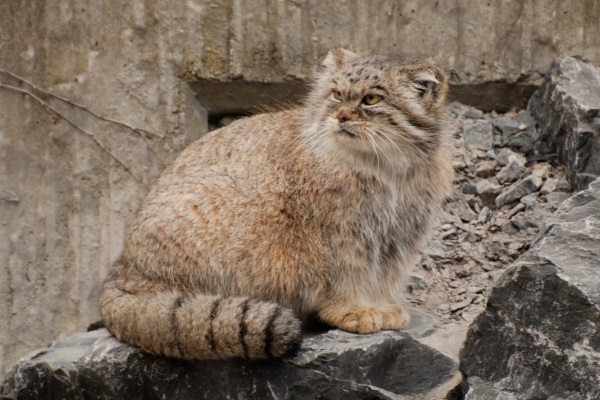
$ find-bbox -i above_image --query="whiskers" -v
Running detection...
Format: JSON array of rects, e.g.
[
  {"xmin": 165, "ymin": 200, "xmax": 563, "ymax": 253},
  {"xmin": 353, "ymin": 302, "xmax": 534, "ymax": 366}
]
[
  {"xmin": 375, "ymin": 125, "xmax": 436, "ymax": 168},
  {"xmin": 283, "ymin": 115, "xmax": 437, "ymax": 178},
  {"xmin": 285, "ymin": 120, "xmax": 331, "ymax": 157}
]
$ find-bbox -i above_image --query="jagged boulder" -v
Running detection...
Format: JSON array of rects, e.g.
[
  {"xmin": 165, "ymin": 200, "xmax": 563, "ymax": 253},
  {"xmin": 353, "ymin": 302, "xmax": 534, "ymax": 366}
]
[
  {"xmin": 0, "ymin": 312, "xmax": 459, "ymax": 400},
  {"xmin": 528, "ymin": 56, "xmax": 600, "ymax": 190},
  {"xmin": 459, "ymin": 179, "xmax": 600, "ymax": 400}
]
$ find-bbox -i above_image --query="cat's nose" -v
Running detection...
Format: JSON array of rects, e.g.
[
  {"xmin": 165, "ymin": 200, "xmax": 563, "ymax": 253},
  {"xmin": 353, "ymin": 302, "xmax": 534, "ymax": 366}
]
[{"xmin": 336, "ymin": 113, "xmax": 349, "ymax": 123}]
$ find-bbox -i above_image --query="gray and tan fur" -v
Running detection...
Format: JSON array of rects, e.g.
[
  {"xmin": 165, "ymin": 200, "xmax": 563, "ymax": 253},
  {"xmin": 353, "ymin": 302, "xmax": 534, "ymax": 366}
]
[{"xmin": 100, "ymin": 48, "xmax": 454, "ymax": 360}]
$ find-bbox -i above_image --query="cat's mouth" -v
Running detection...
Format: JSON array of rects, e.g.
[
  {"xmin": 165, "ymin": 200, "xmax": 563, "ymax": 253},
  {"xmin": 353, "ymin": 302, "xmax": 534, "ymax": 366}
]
[{"xmin": 337, "ymin": 125, "xmax": 358, "ymax": 138}]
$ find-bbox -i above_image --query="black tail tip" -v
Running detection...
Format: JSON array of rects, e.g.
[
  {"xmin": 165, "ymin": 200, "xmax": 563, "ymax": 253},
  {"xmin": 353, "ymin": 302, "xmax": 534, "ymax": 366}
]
[
  {"xmin": 269, "ymin": 307, "xmax": 303, "ymax": 359},
  {"xmin": 87, "ymin": 320, "xmax": 106, "ymax": 332},
  {"xmin": 280, "ymin": 333, "xmax": 303, "ymax": 359}
]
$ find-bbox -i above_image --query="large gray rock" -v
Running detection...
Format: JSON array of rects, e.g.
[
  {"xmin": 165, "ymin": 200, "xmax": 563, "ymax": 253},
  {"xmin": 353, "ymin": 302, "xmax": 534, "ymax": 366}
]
[
  {"xmin": 0, "ymin": 313, "xmax": 459, "ymax": 400},
  {"xmin": 459, "ymin": 179, "xmax": 600, "ymax": 400},
  {"xmin": 528, "ymin": 56, "xmax": 600, "ymax": 190}
]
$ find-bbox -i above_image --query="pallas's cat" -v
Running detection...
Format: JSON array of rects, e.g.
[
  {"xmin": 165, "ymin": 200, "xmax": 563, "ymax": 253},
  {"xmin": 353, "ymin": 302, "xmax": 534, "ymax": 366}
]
[{"xmin": 100, "ymin": 48, "xmax": 454, "ymax": 360}]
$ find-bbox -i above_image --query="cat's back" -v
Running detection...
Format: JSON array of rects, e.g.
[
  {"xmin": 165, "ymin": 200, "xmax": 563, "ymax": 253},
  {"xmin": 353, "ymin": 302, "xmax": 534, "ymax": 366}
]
[
  {"xmin": 125, "ymin": 107, "xmax": 329, "ymax": 273},
  {"xmin": 167, "ymin": 108, "xmax": 303, "ymax": 180}
]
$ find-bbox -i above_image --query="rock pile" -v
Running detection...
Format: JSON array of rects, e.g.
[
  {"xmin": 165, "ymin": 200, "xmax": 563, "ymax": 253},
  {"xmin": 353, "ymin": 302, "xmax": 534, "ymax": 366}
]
[
  {"xmin": 457, "ymin": 56, "xmax": 600, "ymax": 400},
  {"xmin": 409, "ymin": 102, "xmax": 572, "ymax": 325}
]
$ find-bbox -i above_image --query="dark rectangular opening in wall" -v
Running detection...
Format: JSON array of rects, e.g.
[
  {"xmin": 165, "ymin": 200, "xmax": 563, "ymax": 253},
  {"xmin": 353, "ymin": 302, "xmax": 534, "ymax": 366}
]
[
  {"xmin": 449, "ymin": 82, "xmax": 537, "ymax": 113},
  {"xmin": 189, "ymin": 80, "xmax": 309, "ymax": 120}
]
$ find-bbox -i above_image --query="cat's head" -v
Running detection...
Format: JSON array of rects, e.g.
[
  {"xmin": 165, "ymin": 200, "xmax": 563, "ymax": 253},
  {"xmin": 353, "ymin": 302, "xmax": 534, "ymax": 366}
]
[{"xmin": 303, "ymin": 48, "xmax": 450, "ymax": 172}]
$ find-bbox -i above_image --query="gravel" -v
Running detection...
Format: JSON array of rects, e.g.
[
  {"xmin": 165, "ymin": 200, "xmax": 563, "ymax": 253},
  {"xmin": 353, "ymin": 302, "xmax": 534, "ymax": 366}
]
[{"xmin": 407, "ymin": 102, "xmax": 572, "ymax": 325}]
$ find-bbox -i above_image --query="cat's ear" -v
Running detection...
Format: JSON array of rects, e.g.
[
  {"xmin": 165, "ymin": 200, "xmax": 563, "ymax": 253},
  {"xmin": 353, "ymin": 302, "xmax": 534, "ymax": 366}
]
[
  {"xmin": 322, "ymin": 48, "xmax": 357, "ymax": 71},
  {"xmin": 409, "ymin": 65, "xmax": 448, "ymax": 109}
]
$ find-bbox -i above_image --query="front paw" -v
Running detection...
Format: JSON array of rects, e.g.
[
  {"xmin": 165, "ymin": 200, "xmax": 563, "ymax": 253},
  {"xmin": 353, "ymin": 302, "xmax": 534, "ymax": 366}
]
[
  {"xmin": 380, "ymin": 304, "xmax": 410, "ymax": 330},
  {"xmin": 320, "ymin": 306, "xmax": 384, "ymax": 334}
]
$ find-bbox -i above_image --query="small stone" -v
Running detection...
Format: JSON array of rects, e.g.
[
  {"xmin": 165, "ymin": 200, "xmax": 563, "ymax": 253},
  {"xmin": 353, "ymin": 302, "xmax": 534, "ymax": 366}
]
[
  {"xmin": 448, "ymin": 281, "xmax": 460, "ymax": 289},
  {"xmin": 471, "ymin": 149, "xmax": 489, "ymax": 160},
  {"xmin": 459, "ymin": 230, "xmax": 479, "ymax": 243},
  {"xmin": 456, "ymin": 265, "xmax": 472, "ymax": 277},
  {"xmin": 440, "ymin": 223, "xmax": 454, "ymax": 231},
  {"xmin": 540, "ymin": 177, "xmax": 558, "ymax": 195},
  {"xmin": 440, "ymin": 212, "xmax": 454, "ymax": 225},
  {"xmin": 481, "ymin": 263, "xmax": 495, "ymax": 272},
  {"xmin": 501, "ymin": 221, "xmax": 519, "ymax": 234},
  {"xmin": 463, "ymin": 120, "xmax": 494, "ymax": 150},
  {"xmin": 420, "ymin": 255, "xmax": 436, "ymax": 270},
  {"xmin": 461, "ymin": 242, "xmax": 472, "ymax": 252},
  {"xmin": 492, "ymin": 120, "xmax": 517, "ymax": 149},
  {"xmin": 451, "ymin": 297, "xmax": 474, "ymax": 312},
  {"xmin": 477, "ymin": 179, "xmax": 503, "ymax": 208},
  {"xmin": 484, "ymin": 241, "xmax": 503, "ymax": 260},
  {"xmin": 556, "ymin": 177, "xmax": 572, "ymax": 192},
  {"xmin": 453, "ymin": 160, "xmax": 467, "ymax": 170},
  {"xmin": 408, "ymin": 273, "xmax": 430, "ymax": 292},
  {"xmin": 506, "ymin": 202, "xmax": 526, "ymax": 218},
  {"xmin": 441, "ymin": 229, "xmax": 457, "ymax": 239},
  {"xmin": 437, "ymin": 303, "xmax": 450, "ymax": 312},
  {"xmin": 478, "ymin": 206, "xmax": 492, "ymax": 224},
  {"xmin": 495, "ymin": 175, "xmax": 543, "ymax": 207},
  {"xmin": 465, "ymin": 195, "xmax": 481, "ymax": 210},
  {"xmin": 456, "ymin": 200, "xmax": 478, "ymax": 222},
  {"xmin": 508, "ymin": 242, "xmax": 524, "ymax": 251},
  {"xmin": 519, "ymin": 192, "xmax": 539, "ymax": 207},
  {"xmin": 468, "ymin": 285, "xmax": 486, "ymax": 294},
  {"xmin": 531, "ymin": 163, "xmax": 552, "ymax": 179},
  {"xmin": 493, "ymin": 117, "xmax": 521, "ymax": 139},
  {"xmin": 425, "ymin": 246, "xmax": 446, "ymax": 259},
  {"xmin": 497, "ymin": 160, "xmax": 524, "ymax": 184},
  {"xmin": 511, "ymin": 213, "xmax": 535, "ymax": 230},
  {"xmin": 441, "ymin": 267, "xmax": 452, "ymax": 280},
  {"xmin": 460, "ymin": 181, "xmax": 478, "ymax": 195},
  {"xmin": 515, "ymin": 109, "xmax": 537, "ymax": 127},
  {"xmin": 474, "ymin": 161, "xmax": 497, "ymax": 178},
  {"xmin": 496, "ymin": 148, "xmax": 526, "ymax": 167}
]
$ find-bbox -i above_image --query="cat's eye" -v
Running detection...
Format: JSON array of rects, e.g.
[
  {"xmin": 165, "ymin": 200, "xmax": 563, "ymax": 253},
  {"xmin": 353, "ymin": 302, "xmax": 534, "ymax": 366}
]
[
  {"xmin": 331, "ymin": 90, "xmax": 343, "ymax": 101},
  {"xmin": 363, "ymin": 94, "xmax": 382, "ymax": 105}
]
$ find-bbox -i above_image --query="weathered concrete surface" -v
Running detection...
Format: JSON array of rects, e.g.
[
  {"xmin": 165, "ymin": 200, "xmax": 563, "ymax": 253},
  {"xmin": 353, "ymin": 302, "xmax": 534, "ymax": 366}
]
[
  {"xmin": 528, "ymin": 56, "xmax": 600, "ymax": 190},
  {"xmin": 459, "ymin": 179, "xmax": 600, "ymax": 400},
  {"xmin": 0, "ymin": 315, "xmax": 459, "ymax": 400},
  {"xmin": 1, "ymin": 0, "xmax": 600, "ymax": 377}
]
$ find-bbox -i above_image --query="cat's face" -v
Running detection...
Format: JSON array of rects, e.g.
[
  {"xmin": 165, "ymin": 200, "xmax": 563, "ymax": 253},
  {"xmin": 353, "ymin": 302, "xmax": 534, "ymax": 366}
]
[{"xmin": 304, "ymin": 49, "xmax": 449, "ymax": 170}]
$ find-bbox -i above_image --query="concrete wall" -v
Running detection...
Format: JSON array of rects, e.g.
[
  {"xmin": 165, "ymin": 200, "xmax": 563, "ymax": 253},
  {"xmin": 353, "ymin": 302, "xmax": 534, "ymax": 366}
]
[{"xmin": 1, "ymin": 0, "xmax": 599, "ymax": 375}]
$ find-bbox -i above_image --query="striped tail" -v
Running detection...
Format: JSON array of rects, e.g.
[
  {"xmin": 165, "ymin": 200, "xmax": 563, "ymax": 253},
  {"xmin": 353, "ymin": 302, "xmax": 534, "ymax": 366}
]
[{"xmin": 100, "ymin": 277, "xmax": 302, "ymax": 360}]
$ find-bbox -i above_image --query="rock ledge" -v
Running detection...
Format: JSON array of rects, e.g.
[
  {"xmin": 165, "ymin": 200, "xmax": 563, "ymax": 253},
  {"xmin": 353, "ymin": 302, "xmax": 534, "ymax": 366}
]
[{"xmin": 1, "ymin": 314, "xmax": 459, "ymax": 400}]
